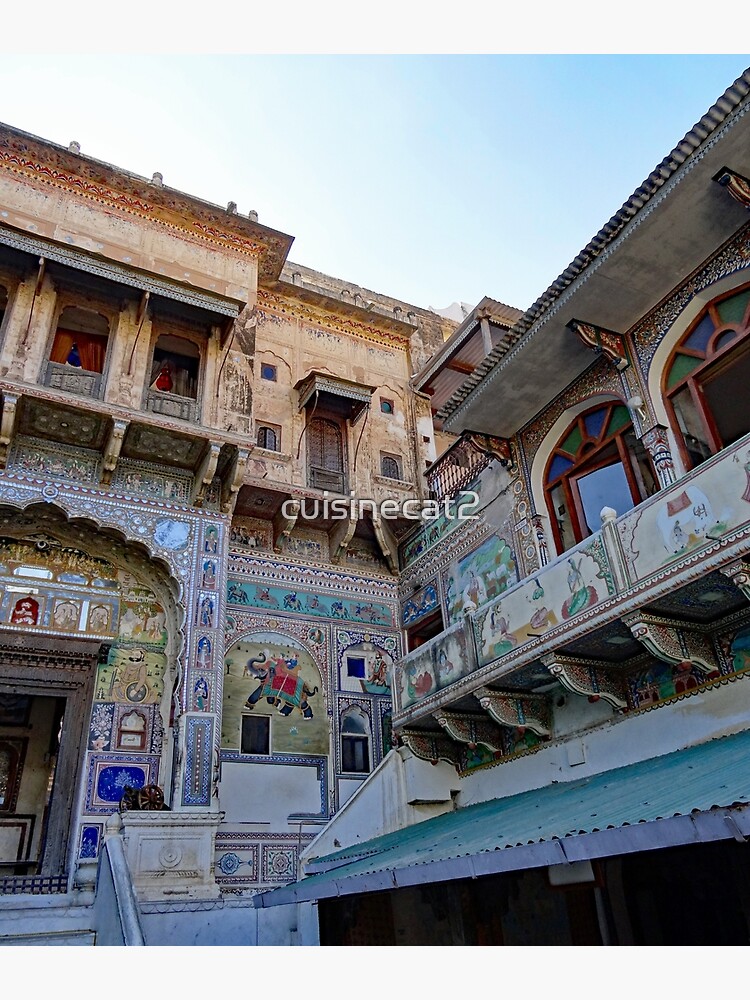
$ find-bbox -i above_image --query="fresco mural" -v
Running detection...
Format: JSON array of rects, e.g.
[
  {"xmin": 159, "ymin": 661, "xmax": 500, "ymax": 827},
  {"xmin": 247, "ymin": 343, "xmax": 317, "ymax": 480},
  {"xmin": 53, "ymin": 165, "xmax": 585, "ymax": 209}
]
[
  {"xmin": 339, "ymin": 639, "xmax": 393, "ymax": 694},
  {"xmin": 618, "ymin": 436, "xmax": 750, "ymax": 582},
  {"xmin": 401, "ymin": 583, "xmax": 439, "ymax": 627},
  {"xmin": 222, "ymin": 632, "xmax": 328, "ymax": 755},
  {"xmin": 474, "ymin": 536, "xmax": 613, "ymax": 668},
  {"xmin": 396, "ymin": 620, "xmax": 474, "ymax": 710},
  {"xmin": 227, "ymin": 579, "xmax": 393, "ymax": 626},
  {"xmin": 444, "ymin": 534, "xmax": 517, "ymax": 622}
]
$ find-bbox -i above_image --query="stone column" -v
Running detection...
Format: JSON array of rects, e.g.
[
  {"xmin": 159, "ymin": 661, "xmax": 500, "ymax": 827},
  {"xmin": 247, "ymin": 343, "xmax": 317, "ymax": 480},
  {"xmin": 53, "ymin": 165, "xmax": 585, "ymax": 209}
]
[{"xmin": 641, "ymin": 424, "xmax": 678, "ymax": 489}]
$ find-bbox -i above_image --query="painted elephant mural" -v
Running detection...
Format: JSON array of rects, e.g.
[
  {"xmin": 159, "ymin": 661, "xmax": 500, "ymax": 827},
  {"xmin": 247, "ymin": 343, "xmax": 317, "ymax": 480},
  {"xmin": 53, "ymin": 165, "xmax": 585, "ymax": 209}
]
[{"xmin": 243, "ymin": 651, "xmax": 319, "ymax": 718}]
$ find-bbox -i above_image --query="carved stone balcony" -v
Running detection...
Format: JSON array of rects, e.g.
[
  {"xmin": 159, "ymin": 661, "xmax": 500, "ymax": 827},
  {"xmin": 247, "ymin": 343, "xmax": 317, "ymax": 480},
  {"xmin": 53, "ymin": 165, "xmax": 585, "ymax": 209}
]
[
  {"xmin": 394, "ymin": 432, "xmax": 750, "ymax": 736},
  {"xmin": 145, "ymin": 388, "xmax": 197, "ymax": 422},
  {"xmin": 42, "ymin": 361, "xmax": 102, "ymax": 400}
]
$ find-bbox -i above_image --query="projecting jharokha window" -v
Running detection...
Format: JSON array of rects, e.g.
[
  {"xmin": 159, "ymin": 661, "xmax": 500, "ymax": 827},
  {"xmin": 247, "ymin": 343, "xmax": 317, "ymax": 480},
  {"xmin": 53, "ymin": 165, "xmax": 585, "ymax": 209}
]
[
  {"xmin": 664, "ymin": 283, "xmax": 750, "ymax": 471},
  {"xmin": 307, "ymin": 417, "xmax": 346, "ymax": 493},
  {"xmin": 545, "ymin": 402, "xmax": 657, "ymax": 553}
]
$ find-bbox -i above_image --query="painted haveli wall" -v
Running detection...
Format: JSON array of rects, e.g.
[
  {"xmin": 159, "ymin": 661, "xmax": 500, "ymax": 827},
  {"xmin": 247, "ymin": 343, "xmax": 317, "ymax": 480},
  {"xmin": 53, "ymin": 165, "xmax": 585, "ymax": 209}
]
[
  {"xmin": 217, "ymin": 534, "xmax": 399, "ymax": 895},
  {"xmin": 0, "ymin": 123, "xmax": 454, "ymax": 912}
]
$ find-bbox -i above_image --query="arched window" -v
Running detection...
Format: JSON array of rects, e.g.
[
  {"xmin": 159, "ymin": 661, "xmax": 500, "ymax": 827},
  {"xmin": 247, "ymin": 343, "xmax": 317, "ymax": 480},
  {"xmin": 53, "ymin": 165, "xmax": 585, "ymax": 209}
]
[
  {"xmin": 257, "ymin": 425, "xmax": 279, "ymax": 451},
  {"xmin": 45, "ymin": 306, "xmax": 110, "ymax": 398},
  {"xmin": 147, "ymin": 333, "xmax": 201, "ymax": 420},
  {"xmin": 341, "ymin": 708, "xmax": 371, "ymax": 774},
  {"xmin": 664, "ymin": 283, "xmax": 750, "ymax": 470},
  {"xmin": 149, "ymin": 334, "xmax": 200, "ymax": 399},
  {"xmin": 307, "ymin": 417, "xmax": 345, "ymax": 492},
  {"xmin": 545, "ymin": 401, "xmax": 656, "ymax": 552},
  {"xmin": 380, "ymin": 454, "xmax": 402, "ymax": 480},
  {"xmin": 49, "ymin": 306, "xmax": 109, "ymax": 374}
]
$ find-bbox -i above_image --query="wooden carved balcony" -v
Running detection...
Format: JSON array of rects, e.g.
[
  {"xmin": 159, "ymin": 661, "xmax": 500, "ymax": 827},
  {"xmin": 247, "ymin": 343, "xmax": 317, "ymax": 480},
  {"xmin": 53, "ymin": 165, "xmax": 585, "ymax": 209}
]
[{"xmin": 425, "ymin": 431, "xmax": 512, "ymax": 502}]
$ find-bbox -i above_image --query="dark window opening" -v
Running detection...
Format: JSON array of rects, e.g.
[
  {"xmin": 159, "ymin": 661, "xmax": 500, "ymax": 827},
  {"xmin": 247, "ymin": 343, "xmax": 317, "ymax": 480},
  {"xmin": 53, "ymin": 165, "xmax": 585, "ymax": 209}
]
[
  {"xmin": 241, "ymin": 715, "xmax": 270, "ymax": 755},
  {"xmin": 49, "ymin": 306, "xmax": 109, "ymax": 374},
  {"xmin": 257, "ymin": 425, "xmax": 279, "ymax": 451},
  {"xmin": 346, "ymin": 656, "xmax": 366, "ymax": 678},
  {"xmin": 150, "ymin": 334, "xmax": 200, "ymax": 399},
  {"xmin": 381, "ymin": 454, "xmax": 402, "ymax": 480},
  {"xmin": 307, "ymin": 417, "xmax": 346, "ymax": 493},
  {"xmin": 341, "ymin": 712, "xmax": 370, "ymax": 774}
]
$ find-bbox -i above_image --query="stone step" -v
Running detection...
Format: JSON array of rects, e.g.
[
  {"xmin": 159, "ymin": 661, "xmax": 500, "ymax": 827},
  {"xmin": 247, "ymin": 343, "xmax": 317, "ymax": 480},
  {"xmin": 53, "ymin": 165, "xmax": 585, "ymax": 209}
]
[{"xmin": 0, "ymin": 929, "xmax": 96, "ymax": 945}]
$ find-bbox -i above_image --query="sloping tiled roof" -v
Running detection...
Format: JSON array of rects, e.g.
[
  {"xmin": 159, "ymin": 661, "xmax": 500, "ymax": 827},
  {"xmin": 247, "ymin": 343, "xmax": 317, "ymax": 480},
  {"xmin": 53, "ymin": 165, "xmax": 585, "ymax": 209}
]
[{"xmin": 438, "ymin": 67, "xmax": 750, "ymax": 426}]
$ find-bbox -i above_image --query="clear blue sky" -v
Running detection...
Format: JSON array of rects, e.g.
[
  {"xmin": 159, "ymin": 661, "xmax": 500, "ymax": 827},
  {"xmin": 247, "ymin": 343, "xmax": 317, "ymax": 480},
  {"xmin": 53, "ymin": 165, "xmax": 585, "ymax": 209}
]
[{"xmin": 0, "ymin": 55, "xmax": 746, "ymax": 312}]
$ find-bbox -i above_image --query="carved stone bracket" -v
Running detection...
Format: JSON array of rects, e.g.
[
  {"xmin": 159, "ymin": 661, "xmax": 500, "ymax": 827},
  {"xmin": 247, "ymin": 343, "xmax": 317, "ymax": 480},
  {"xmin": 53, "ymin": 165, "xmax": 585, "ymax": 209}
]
[
  {"xmin": 566, "ymin": 319, "xmax": 630, "ymax": 371},
  {"xmin": 329, "ymin": 511, "xmax": 357, "ymax": 564},
  {"xmin": 0, "ymin": 391, "xmax": 19, "ymax": 469},
  {"xmin": 433, "ymin": 710, "xmax": 506, "ymax": 752},
  {"xmin": 371, "ymin": 512, "xmax": 398, "ymax": 574},
  {"xmin": 622, "ymin": 612, "xmax": 718, "ymax": 676},
  {"xmin": 273, "ymin": 498, "xmax": 299, "ymax": 553},
  {"xmin": 713, "ymin": 167, "xmax": 750, "ymax": 210},
  {"xmin": 400, "ymin": 727, "xmax": 462, "ymax": 768},
  {"xmin": 220, "ymin": 446, "xmax": 249, "ymax": 515},
  {"xmin": 474, "ymin": 686, "xmax": 551, "ymax": 736},
  {"xmin": 541, "ymin": 653, "xmax": 628, "ymax": 710},
  {"xmin": 720, "ymin": 560, "xmax": 750, "ymax": 602},
  {"xmin": 101, "ymin": 418, "xmax": 129, "ymax": 485},
  {"xmin": 191, "ymin": 440, "xmax": 222, "ymax": 506}
]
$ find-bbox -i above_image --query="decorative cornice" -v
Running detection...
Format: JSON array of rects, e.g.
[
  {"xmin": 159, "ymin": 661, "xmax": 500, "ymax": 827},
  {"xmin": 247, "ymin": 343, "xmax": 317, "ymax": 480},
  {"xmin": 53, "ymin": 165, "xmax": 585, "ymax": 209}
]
[
  {"xmin": 0, "ymin": 131, "xmax": 294, "ymax": 280},
  {"xmin": 258, "ymin": 289, "xmax": 411, "ymax": 349},
  {"xmin": 0, "ymin": 223, "xmax": 241, "ymax": 317}
]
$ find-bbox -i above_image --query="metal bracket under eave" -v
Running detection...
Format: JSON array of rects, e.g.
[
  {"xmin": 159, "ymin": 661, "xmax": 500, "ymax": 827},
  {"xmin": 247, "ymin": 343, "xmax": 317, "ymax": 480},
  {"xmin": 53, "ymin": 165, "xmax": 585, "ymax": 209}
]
[
  {"xmin": 713, "ymin": 166, "xmax": 750, "ymax": 210},
  {"xmin": 433, "ymin": 709, "xmax": 507, "ymax": 753},
  {"xmin": 399, "ymin": 727, "xmax": 462, "ymax": 768}
]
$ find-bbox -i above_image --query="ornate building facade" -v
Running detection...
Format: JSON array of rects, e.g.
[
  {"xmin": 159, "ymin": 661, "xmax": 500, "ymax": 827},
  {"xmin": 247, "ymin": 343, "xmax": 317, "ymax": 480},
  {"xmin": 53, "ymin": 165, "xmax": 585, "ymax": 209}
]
[
  {"xmin": 0, "ymin": 122, "xmax": 455, "ymax": 944},
  {"xmin": 258, "ymin": 68, "xmax": 750, "ymax": 946},
  {"xmin": 4, "ymin": 67, "xmax": 750, "ymax": 947}
]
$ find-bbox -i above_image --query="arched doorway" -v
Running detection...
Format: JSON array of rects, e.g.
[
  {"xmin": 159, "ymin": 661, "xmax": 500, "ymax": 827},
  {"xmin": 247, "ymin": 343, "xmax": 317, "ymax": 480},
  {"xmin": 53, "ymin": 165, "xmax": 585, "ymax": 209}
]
[{"xmin": 0, "ymin": 504, "xmax": 181, "ymax": 886}]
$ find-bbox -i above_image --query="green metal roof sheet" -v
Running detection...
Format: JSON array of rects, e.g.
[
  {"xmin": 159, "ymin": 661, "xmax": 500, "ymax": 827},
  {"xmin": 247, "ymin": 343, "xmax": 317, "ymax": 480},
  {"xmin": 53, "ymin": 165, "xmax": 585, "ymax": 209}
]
[{"xmin": 255, "ymin": 728, "xmax": 750, "ymax": 907}]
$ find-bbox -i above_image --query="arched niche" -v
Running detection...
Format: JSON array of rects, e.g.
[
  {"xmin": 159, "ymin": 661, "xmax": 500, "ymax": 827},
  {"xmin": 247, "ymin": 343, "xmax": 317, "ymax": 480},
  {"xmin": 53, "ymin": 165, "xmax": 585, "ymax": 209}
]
[{"xmin": 223, "ymin": 631, "xmax": 328, "ymax": 757}]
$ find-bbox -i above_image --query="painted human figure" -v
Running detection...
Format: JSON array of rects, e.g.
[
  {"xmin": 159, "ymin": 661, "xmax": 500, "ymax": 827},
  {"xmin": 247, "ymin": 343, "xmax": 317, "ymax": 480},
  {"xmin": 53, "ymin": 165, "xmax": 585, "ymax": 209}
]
[
  {"xmin": 11, "ymin": 596, "xmax": 39, "ymax": 625},
  {"xmin": 200, "ymin": 597, "xmax": 214, "ymax": 627},
  {"xmin": 202, "ymin": 560, "xmax": 216, "ymax": 588},
  {"xmin": 204, "ymin": 527, "xmax": 219, "ymax": 554},
  {"xmin": 194, "ymin": 677, "xmax": 209, "ymax": 711}
]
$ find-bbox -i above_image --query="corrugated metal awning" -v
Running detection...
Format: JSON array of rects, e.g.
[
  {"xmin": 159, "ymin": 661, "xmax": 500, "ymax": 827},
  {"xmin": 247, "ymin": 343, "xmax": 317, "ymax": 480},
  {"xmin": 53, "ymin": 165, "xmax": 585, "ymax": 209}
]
[{"xmin": 254, "ymin": 729, "xmax": 750, "ymax": 907}]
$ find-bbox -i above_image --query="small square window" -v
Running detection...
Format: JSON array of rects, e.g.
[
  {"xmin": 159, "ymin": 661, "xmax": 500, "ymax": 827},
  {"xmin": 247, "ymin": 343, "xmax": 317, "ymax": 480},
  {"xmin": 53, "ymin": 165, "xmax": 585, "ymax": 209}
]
[
  {"xmin": 380, "ymin": 399, "xmax": 394, "ymax": 414},
  {"xmin": 346, "ymin": 656, "xmax": 366, "ymax": 679},
  {"xmin": 257, "ymin": 424, "xmax": 281, "ymax": 451},
  {"xmin": 241, "ymin": 715, "xmax": 270, "ymax": 755},
  {"xmin": 261, "ymin": 364, "xmax": 277, "ymax": 382}
]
